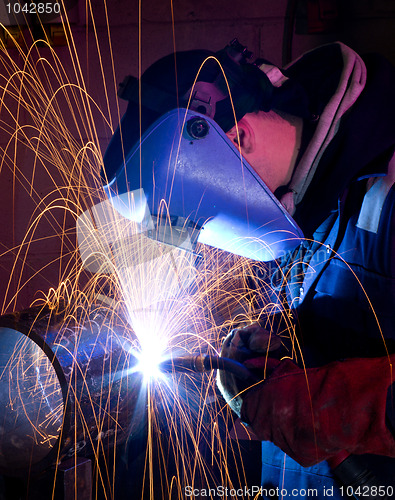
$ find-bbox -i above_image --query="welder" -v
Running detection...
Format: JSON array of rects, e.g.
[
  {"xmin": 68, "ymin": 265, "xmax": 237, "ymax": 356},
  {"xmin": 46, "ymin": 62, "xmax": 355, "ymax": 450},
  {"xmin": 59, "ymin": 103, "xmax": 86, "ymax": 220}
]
[{"xmin": 102, "ymin": 40, "xmax": 395, "ymax": 497}]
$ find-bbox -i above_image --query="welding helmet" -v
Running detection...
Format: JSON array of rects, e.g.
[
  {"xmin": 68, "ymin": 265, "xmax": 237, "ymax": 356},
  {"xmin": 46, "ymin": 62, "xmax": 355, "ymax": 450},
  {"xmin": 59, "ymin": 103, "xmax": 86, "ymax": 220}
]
[{"xmin": 101, "ymin": 40, "xmax": 305, "ymax": 262}]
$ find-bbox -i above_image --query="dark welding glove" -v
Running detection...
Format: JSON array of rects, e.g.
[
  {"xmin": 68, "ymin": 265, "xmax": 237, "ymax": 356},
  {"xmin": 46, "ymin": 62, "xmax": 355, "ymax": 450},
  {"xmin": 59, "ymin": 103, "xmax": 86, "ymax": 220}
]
[
  {"xmin": 217, "ymin": 323, "xmax": 282, "ymax": 417},
  {"xmin": 217, "ymin": 324, "xmax": 395, "ymax": 466},
  {"xmin": 239, "ymin": 354, "xmax": 395, "ymax": 467}
]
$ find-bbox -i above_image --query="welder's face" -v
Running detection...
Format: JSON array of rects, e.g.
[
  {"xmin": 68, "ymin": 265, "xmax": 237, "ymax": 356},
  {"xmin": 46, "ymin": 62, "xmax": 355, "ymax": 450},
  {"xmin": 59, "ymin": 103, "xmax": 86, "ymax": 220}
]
[{"xmin": 225, "ymin": 110, "xmax": 303, "ymax": 194}]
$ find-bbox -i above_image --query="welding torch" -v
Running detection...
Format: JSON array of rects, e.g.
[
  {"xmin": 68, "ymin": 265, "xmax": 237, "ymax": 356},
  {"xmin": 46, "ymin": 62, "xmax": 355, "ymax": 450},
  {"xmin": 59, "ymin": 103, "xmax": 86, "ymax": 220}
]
[
  {"xmin": 160, "ymin": 354, "xmax": 390, "ymax": 500},
  {"xmin": 159, "ymin": 353, "xmax": 257, "ymax": 384}
]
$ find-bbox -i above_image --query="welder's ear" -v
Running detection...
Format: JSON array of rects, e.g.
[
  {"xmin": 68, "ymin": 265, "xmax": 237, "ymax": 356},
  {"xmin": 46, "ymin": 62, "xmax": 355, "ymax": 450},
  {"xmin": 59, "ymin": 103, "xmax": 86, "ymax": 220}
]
[{"xmin": 226, "ymin": 117, "xmax": 255, "ymax": 155}]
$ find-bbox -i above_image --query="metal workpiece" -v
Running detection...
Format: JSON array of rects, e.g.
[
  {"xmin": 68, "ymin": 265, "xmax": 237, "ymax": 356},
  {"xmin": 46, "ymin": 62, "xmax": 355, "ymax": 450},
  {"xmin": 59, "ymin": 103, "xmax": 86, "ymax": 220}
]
[{"xmin": 0, "ymin": 302, "xmax": 143, "ymax": 477}]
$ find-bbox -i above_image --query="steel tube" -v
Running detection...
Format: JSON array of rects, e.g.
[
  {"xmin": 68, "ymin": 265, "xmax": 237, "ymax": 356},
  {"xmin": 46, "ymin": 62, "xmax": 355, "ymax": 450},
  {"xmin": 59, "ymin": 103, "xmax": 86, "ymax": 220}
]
[{"xmin": 0, "ymin": 302, "xmax": 143, "ymax": 477}]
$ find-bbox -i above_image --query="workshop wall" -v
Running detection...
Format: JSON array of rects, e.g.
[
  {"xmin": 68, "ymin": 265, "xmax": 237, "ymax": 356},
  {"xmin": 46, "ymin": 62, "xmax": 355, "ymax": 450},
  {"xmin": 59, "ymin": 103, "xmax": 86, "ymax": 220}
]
[
  {"xmin": 50, "ymin": 0, "xmax": 395, "ymax": 150},
  {"xmin": 0, "ymin": 0, "xmax": 394, "ymax": 311}
]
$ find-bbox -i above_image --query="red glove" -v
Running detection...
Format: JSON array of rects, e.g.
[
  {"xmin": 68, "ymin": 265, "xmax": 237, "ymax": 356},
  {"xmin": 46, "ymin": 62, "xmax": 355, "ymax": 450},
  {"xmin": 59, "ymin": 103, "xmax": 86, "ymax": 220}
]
[{"xmin": 242, "ymin": 355, "xmax": 395, "ymax": 467}]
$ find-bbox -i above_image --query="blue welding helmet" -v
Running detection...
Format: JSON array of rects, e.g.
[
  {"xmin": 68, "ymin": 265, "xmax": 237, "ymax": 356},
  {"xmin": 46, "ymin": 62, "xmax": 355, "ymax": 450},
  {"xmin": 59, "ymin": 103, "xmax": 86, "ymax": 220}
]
[{"xmin": 103, "ymin": 108, "xmax": 303, "ymax": 262}]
